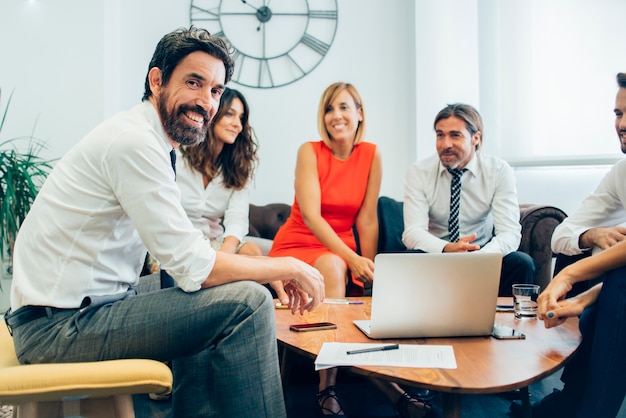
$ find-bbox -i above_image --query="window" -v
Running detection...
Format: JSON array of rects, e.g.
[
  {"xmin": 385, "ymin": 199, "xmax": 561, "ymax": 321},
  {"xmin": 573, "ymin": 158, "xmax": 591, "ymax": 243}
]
[{"xmin": 477, "ymin": 0, "xmax": 626, "ymax": 166}]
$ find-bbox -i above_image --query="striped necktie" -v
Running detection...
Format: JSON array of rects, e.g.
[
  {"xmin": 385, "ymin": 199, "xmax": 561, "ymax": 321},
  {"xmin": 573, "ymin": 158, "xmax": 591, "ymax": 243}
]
[{"xmin": 448, "ymin": 168, "xmax": 467, "ymax": 242}]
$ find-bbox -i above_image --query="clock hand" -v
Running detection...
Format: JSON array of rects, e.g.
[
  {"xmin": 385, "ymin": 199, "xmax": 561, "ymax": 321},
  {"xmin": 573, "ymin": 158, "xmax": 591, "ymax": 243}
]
[
  {"xmin": 241, "ymin": 0, "xmax": 272, "ymax": 31},
  {"xmin": 241, "ymin": 0, "xmax": 259, "ymax": 12},
  {"xmin": 248, "ymin": 0, "xmax": 272, "ymax": 9}
]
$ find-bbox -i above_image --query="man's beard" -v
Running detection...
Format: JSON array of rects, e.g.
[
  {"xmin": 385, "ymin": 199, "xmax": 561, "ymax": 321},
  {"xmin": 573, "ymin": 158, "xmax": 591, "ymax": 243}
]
[
  {"xmin": 157, "ymin": 92, "xmax": 209, "ymax": 146},
  {"xmin": 439, "ymin": 149, "xmax": 460, "ymax": 168}
]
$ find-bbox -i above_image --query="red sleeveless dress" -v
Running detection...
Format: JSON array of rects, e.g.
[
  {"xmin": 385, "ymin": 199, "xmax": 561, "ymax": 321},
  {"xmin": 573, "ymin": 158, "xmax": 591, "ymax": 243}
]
[{"xmin": 269, "ymin": 140, "xmax": 377, "ymax": 294}]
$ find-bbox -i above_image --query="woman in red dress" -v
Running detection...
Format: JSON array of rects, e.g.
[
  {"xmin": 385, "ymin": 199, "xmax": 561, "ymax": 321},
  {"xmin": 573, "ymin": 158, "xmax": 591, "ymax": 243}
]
[
  {"xmin": 270, "ymin": 82, "xmax": 379, "ymax": 298},
  {"xmin": 270, "ymin": 83, "xmax": 431, "ymax": 417}
]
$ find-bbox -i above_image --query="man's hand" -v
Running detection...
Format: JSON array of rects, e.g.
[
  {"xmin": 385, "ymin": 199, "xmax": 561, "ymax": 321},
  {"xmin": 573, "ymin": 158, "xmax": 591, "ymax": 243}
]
[
  {"xmin": 281, "ymin": 257, "xmax": 325, "ymax": 315},
  {"xmin": 579, "ymin": 226, "xmax": 626, "ymax": 250},
  {"xmin": 443, "ymin": 233, "xmax": 480, "ymax": 252}
]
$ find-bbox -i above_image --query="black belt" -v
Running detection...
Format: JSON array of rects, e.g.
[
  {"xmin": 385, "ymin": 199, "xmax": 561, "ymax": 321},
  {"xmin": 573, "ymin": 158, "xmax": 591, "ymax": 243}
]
[{"xmin": 4, "ymin": 306, "xmax": 77, "ymax": 335}]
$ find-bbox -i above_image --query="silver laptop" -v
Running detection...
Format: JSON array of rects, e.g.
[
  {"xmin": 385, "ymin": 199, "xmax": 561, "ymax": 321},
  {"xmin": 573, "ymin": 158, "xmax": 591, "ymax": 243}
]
[{"xmin": 354, "ymin": 252, "xmax": 502, "ymax": 339}]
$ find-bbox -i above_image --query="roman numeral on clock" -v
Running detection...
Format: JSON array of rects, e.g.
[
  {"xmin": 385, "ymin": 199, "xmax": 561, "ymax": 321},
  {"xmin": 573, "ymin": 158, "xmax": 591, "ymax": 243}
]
[
  {"xmin": 300, "ymin": 34, "xmax": 330, "ymax": 56},
  {"xmin": 309, "ymin": 10, "xmax": 338, "ymax": 19}
]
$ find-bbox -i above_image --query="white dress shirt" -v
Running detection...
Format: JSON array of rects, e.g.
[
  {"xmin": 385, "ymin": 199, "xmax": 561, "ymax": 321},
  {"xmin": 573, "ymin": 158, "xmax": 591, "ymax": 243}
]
[
  {"xmin": 551, "ymin": 159, "xmax": 626, "ymax": 255},
  {"xmin": 402, "ymin": 152, "xmax": 521, "ymax": 254},
  {"xmin": 11, "ymin": 101, "xmax": 215, "ymax": 310},
  {"xmin": 175, "ymin": 150, "xmax": 251, "ymax": 242}
]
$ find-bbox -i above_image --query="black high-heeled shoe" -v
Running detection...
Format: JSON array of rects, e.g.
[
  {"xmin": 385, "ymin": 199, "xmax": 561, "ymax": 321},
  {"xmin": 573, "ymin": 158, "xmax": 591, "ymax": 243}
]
[
  {"xmin": 395, "ymin": 391, "xmax": 433, "ymax": 418},
  {"xmin": 315, "ymin": 385, "xmax": 347, "ymax": 417}
]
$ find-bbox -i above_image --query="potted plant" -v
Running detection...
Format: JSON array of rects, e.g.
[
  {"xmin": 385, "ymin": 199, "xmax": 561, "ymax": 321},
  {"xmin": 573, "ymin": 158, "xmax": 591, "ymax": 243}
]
[{"xmin": 0, "ymin": 89, "xmax": 53, "ymax": 290}]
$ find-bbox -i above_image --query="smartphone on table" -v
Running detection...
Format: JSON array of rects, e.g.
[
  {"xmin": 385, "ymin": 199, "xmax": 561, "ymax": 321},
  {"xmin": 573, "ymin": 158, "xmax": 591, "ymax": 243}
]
[
  {"xmin": 491, "ymin": 323, "xmax": 525, "ymax": 339},
  {"xmin": 289, "ymin": 322, "xmax": 337, "ymax": 332}
]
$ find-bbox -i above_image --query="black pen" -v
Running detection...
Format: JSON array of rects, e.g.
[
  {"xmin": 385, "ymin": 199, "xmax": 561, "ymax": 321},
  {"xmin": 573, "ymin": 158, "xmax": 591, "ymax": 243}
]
[{"xmin": 346, "ymin": 344, "xmax": 400, "ymax": 355}]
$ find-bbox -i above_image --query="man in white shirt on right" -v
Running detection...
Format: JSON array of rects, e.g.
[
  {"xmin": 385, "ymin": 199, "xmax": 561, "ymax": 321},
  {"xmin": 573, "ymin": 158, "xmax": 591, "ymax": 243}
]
[
  {"xmin": 509, "ymin": 71, "xmax": 626, "ymax": 418},
  {"xmin": 551, "ymin": 72, "xmax": 626, "ymax": 294}
]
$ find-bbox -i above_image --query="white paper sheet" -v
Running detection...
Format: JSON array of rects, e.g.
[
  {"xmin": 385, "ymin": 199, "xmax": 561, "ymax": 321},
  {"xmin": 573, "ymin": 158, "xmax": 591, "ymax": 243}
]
[{"xmin": 314, "ymin": 342, "xmax": 457, "ymax": 371}]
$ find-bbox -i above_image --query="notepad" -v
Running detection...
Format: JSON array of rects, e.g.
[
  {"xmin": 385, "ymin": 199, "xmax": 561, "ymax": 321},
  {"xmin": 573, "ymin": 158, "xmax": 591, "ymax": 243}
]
[{"xmin": 314, "ymin": 342, "xmax": 457, "ymax": 370}]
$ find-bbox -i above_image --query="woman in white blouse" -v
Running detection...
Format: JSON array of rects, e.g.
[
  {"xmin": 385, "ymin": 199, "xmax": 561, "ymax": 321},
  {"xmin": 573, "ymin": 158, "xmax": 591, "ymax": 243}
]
[{"xmin": 176, "ymin": 88, "xmax": 288, "ymax": 303}]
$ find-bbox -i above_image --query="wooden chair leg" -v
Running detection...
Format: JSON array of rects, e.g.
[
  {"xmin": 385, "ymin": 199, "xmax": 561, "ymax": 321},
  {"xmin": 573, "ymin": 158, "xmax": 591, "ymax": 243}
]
[
  {"xmin": 14, "ymin": 402, "xmax": 37, "ymax": 418},
  {"xmin": 113, "ymin": 395, "xmax": 135, "ymax": 418},
  {"xmin": 79, "ymin": 396, "xmax": 136, "ymax": 418},
  {"xmin": 15, "ymin": 396, "xmax": 136, "ymax": 418},
  {"xmin": 16, "ymin": 401, "xmax": 59, "ymax": 418}
]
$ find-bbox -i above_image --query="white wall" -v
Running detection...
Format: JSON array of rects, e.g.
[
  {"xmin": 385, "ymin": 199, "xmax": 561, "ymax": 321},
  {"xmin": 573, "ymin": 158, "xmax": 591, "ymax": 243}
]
[
  {"xmin": 414, "ymin": 0, "xmax": 480, "ymax": 160},
  {"xmin": 0, "ymin": 0, "xmax": 616, "ymax": 214},
  {"xmin": 0, "ymin": 1, "xmax": 106, "ymax": 154},
  {"xmin": 0, "ymin": 0, "xmax": 416, "ymax": 206}
]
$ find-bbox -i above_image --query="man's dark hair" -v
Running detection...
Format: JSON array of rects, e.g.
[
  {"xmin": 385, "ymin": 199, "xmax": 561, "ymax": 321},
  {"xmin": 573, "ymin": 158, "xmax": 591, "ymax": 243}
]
[
  {"xmin": 433, "ymin": 103, "xmax": 484, "ymax": 150},
  {"xmin": 142, "ymin": 26, "xmax": 234, "ymax": 101},
  {"xmin": 618, "ymin": 73, "xmax": 626, "ymax": 89}
]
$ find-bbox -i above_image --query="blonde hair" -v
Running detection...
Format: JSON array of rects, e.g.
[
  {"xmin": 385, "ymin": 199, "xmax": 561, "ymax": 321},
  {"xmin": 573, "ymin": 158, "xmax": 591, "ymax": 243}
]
[{"xmin": 317, "ymin": 82, "xmax": 366, "ymax": 146}]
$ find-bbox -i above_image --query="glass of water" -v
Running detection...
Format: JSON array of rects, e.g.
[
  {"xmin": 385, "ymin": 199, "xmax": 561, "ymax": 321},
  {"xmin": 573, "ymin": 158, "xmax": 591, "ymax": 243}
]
[{"xmin": 512, "ymin": 284, "xmax": 540, "ymax": 319}]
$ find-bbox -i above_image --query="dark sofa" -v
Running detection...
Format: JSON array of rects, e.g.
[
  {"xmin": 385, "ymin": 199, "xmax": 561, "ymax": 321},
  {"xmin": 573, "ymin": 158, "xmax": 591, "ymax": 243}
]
[{"xmin": 248, "ymin": 197, "xmax": 567, "ymax": 290}]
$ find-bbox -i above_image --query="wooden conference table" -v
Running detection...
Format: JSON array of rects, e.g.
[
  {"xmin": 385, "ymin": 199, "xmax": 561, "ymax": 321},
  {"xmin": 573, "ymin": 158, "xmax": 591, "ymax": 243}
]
[{"xmin": 274, "ymin": 297, "xmax": 581, "ymax": 418}]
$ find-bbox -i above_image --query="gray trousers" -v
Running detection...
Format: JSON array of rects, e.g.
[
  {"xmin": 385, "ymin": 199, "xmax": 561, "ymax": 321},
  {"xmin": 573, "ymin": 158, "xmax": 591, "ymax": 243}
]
[{"xmin": 11, "ymin": 276, "xmax": 286, "ymax": 418}]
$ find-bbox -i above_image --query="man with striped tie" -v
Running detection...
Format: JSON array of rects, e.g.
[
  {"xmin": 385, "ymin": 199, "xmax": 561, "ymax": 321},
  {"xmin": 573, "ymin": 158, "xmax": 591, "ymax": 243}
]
[{"xmin": 402, "ymin": 103, "xmax": 534, "ymax": 296}]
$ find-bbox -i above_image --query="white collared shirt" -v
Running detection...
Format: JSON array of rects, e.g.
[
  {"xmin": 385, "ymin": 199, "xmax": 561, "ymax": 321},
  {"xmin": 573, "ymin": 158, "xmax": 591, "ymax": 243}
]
[
  {"xmin": 175, "ymin": 150, "xmax": 251, "ymax": 242},
  {"xmin": 11, "ymin": 101, "xmax": 215, "ymax": 310},
  {"xmin": 402, "ymin": 152, "xmax": 521, "ymax": 254},
  {"xmin": 551, "ymin": 158, "xmax": 626, "ymax": 255}
]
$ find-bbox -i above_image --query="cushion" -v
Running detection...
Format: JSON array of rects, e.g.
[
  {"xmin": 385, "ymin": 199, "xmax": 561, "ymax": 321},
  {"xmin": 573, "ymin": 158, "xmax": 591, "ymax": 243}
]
[{"xmin": 377, "ymin": 196, "xmax": 407, "ymax": 253}]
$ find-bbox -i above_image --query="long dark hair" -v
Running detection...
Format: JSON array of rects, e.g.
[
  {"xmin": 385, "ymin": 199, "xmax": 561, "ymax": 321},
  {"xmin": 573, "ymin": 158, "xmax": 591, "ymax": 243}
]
[{"xmin": 180, "ymin": 88, "xmax": 258, "ymax": 189}]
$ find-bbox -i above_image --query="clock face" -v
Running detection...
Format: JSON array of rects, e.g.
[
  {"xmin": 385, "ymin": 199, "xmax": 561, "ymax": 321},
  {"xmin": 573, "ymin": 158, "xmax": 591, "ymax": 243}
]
[{"xmin": 190, "ymin": 0, "xmax": 338, "ymax": 89}]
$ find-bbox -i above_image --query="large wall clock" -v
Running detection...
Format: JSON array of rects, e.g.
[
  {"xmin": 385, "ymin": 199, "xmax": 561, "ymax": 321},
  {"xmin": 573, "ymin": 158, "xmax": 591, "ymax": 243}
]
[{"xmin": 190, "ymin": 0, "xmax": 338, "ymax": 89}]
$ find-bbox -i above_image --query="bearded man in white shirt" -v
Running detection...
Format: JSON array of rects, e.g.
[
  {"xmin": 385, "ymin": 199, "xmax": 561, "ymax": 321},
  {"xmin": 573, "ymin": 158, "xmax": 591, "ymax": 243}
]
[
  {"xmin": 509, "ymin": 72, "xmax": 626, "ymax": 418},
  {"xmin": 402, "ymin": 103, "xmax": 535, "ymax": 296},
  {"xmin": 550, "ymin": 72, "xmax": 626, "ymax": 296},
  {"xmin": 4, "ymin": 26, "xmax": 324, "ymax": 418}
]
